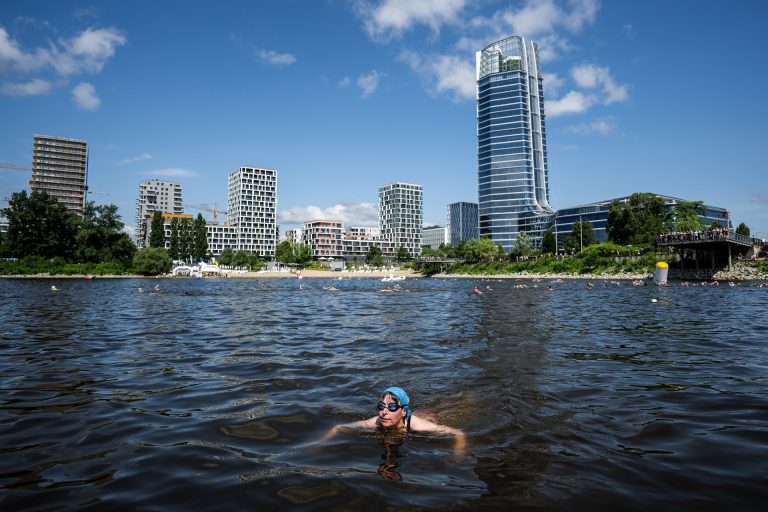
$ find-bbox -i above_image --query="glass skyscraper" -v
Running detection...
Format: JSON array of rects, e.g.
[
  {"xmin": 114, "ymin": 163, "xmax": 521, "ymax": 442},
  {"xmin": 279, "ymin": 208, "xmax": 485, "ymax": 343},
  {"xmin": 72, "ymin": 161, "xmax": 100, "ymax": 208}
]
[
  {"xmin": 476, "ymin": 36, "xmax": 554, "ymax": 252},
  {"xmin": 447, "ymin": 201, "xmax": 478, "ymax": 247}
]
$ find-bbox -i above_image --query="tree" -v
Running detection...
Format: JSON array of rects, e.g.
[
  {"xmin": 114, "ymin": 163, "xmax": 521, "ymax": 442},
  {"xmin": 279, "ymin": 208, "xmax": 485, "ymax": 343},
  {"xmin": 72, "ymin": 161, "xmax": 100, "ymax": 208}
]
[
  {"xmin": 76, "ymin": 202, "xmax": 136, "ymax": 264},
  {"xmin": 177, "ymin": 217, "xmax": 194, "ymax": 262},
  {"xmin": 192, "ymin": 213, "xmax": 208, "ymax": 262},
  {"xmin": 542, "ymin": 230, "xmax": 556, "ymax": 254},
  {"xmin": 396, "ymin": 246, "xmax": 411, "ymax": 262},
  {"xmin": 275, "ymin": 240, "xmax": 293, "ymax": 263},
  {"xmin": 133, "ymin": 247, "xmax": 172, "ymax": 275},
  {"xmin": 671, "ymin": 201, "xmax": 704, "ymax": 232},
  {"xmin": 511, "ymin": 232, "xmax": 533, "ymax": 258},
  {"xmin": 0, "ymin": 190, "xmax": 79, "ymax": 259},
  {"xmin": 462, "ymin": 238, "xmax": 498, "ymax": 263},
  {"xmin": 218, "ymin": 247, "xmax": 234, "ymax": 266},
  {"xmin": 232, "ymin": 250, "xmax": 252, "ymax": 269},
  {"xmin": 564, "ymin": 219, "xmax": 596, "ymax": 254},
  {"xmin": 294, "ymin": 243, "xmax": 312, "ymax": 264},
  {"xmin": 169, "ymin": 217, "xmax": 180, "ymax": 260},
  {"xmin": 607, "ymin": 193, "xmax": 667, "ymax": 246},
  {"xmin": 736, "ymin": 222, "xmax": 750, "ymax": 237},
  {"xmin": 366, "ymin": 245, "xmax": 384, "ymax": 267},
  {"xmin": 149, "ymin": 211, "xmax": 165, "ymax": 248}
]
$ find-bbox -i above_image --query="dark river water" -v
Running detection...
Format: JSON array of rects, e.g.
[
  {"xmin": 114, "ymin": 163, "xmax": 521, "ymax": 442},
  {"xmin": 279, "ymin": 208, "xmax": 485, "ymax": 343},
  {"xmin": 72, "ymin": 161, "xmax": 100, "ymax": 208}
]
[{"xmin": 1, "ymin": 276, "xmax": 767, "ymax": 511}]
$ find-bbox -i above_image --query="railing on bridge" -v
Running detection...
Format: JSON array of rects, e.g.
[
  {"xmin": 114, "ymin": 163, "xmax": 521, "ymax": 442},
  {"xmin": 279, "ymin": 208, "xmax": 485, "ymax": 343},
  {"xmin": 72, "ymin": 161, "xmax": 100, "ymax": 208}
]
[{"xmin": 656, "ymin": 229, "xmax": 757, "ymax": 247}]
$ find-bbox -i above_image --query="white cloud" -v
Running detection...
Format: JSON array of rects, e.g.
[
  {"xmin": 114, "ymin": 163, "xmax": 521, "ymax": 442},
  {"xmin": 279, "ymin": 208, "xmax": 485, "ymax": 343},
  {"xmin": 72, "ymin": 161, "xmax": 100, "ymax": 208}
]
[
  {"xmin": 564, "ymin": 118, "xmax": 616, "ymax": 135},
  {"xmin": 400, "ymin": 50, "xmax": 474, "ymax": 101},
  {"xmin": 279, "ymin": 202, "xmax": 379, "ymax": 227},
  {"xmin": 338, "ymin": 76, "xmax": 351, "ymax": 88},
  {"xmin": 253, "ymin": 48, "xmax": 296, "ymax": 66},
  {"xmin": 360, "ymin": 0, "xmax": 468, "ymax": 40},
  {"xmin": 1, "ymin": 78, "xmax": 52, "ymax": 96},
  {"xmin": 571, "ymin": 64, "xmax": 628, "ymax": 104},
  {"xmin": 118, "ymin": 153, "xmax": 152, "ymax": 165},
  {"xmin": 357, "ymin": 70, "xmax": 382, "ymax": 98},
  {"xmin": 541, "ymin": 72, "xmax": 565, "ymax": 97},
  {"xmin": 72, "ymin": 82, "xmax": 100, "ymax": 110},
  {"xmin": 1, "ymin": 26, "xmax": 125, "ymax": 104},
  {"xmin": 61, "ymin": 28, "xmax": 126, "ymax": 74},
  {"xmin": 546, "ymin": 90, "xmax": 593, "ymax": 117},
  {"xmin": 501, "ymin": 0, "xmax": 598, "ymax": 38},
  {"xmin": 142, "ymin": 168, "xmax": 199, "ymax": 178}
]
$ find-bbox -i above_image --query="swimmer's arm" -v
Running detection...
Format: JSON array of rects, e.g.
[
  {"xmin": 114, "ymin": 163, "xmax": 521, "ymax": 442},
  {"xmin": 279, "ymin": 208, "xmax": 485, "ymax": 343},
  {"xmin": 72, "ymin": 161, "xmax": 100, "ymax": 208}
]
[
  {"xmin": 321, "ymin": 416, "xmax": 378, "ymax": 441},
  {"xmin": 409, "ymin": 415, "xmax": 466, "ymax": 451}
]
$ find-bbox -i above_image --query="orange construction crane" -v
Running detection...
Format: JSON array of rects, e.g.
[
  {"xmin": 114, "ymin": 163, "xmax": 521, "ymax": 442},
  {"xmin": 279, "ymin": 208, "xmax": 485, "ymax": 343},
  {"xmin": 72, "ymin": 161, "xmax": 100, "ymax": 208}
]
[{"xmin": 184, "ymin": 203, "xmax": 228, "ymax": 222}]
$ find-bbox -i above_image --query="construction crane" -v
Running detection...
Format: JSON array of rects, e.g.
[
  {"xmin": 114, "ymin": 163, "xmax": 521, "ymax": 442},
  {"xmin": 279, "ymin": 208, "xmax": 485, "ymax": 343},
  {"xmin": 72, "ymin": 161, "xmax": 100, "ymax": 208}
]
[
  {"xmin": 184, "ymin": 203, "xmax": 228, "ymax": 222},
  {"xmin": 0, "ymin": 162, "xmax": 32, "ymax": 171}
]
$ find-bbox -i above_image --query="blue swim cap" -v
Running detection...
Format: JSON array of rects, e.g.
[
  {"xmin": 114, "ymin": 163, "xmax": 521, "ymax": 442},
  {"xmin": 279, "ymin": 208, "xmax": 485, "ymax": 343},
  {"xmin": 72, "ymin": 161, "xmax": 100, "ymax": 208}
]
[{"xmin": 383, "ymin": 386, "xmax": 411, "ymax": 422}]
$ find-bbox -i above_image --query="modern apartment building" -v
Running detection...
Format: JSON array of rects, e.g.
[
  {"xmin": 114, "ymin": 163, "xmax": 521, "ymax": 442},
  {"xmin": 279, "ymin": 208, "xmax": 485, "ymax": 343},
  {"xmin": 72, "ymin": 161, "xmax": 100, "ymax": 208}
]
[
  {"xmin": 135, "ymin": 179, "xmax": 183, "ymax": 248},
  {"xmin": 227, "ymin": 166, "xmax": 277, "ymax": 258},
  {"xmin": 447, "ymin": 201, "xmax": 479, "ymax": 246},
  {"xmin": 422, "ymin": 225, "xmax": 448, "ymax": 250},
  {"xmin": 476, "ymin": 36, "xmax": 554, "ymax": 252},
  {"xmin": 303, "ymin": 220, "xmax": 344, "ymax": 259},
  {"xmin": 379, "ymin": 182, "xmax": 423, "ymax": 257},
  {"xmin": 30, "ymin": 135, "xmax": 88, "ymax": 215},
  {"xmin": 346, "ymin": 226, "xmax": 380, "ymax": 240}
]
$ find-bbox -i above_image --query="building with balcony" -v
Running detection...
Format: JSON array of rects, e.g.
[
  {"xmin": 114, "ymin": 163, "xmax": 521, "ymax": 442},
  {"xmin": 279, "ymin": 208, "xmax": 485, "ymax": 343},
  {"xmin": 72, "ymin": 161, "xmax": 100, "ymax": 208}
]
[
  {"xmin": 379, "ymin": 182, "xmax": 423, "ymax": 257},
  {"xmin": 227, "ymin": 166, "xmax": 277, "ymax": 258},
  {"xmin": 303, "ymin": 220, "xmax": 344, "ymax": 259},
  {"xmin": 30, "ymin": 135, "xmax": 88, "ymax": 215},
  {"xmin": 135, "ymin": 179, "xmax": 183, "ymax": 248}
]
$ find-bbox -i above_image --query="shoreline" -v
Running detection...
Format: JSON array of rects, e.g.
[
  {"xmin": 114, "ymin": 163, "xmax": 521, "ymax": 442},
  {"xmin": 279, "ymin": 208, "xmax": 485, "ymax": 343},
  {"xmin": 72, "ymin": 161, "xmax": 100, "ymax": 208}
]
[{"xmin": 3, "ymin": 268, "xmax": 767, "ymax": 281}]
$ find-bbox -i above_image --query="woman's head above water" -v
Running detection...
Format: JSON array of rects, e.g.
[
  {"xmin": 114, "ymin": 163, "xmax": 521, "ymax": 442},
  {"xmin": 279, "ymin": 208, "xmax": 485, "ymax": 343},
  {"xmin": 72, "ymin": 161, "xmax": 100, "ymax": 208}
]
[{"xmin": 377, "ymin": 386, "xmax": 411, "ymax": 430}]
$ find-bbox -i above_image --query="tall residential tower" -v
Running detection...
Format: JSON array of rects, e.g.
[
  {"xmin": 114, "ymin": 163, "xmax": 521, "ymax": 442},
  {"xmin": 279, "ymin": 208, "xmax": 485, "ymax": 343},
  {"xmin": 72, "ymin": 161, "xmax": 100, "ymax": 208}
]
[
  {"xmin": 476, "ymin": 36, "xmax": 554, "ymax": 252},
  {"xmin": 227, "ymin": 166, "xmax": 277, "ymax": 257},
  {"xmin": 379, "ymin": 182, "xmax": 423, "ymax": 257},
  {"xmin": 30, "ymin": 135, "xmax": 88, "ymax": 215},
  {"xmin": 135, "ymin": 179, "xmax": 183, "ymax": 248}
]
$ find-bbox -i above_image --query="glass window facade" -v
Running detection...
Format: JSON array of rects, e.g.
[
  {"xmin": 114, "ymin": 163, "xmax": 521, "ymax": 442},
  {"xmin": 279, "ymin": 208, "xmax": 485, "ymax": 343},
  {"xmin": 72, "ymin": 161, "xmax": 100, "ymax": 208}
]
[{"xmin": 476, "ymin": 36, "xmax": 554, "ymax": 252}]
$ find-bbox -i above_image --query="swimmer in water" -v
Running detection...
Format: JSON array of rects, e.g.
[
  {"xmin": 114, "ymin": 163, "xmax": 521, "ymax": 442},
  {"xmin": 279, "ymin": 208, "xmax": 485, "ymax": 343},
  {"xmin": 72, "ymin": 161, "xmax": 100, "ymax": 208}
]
[
  {"xmin": 321, "ymin": 387, "xmax": 465, "ymax": 452},
  {"xmin": 473, "ymin": 286, "xmax": 483, "ymax": 295}
]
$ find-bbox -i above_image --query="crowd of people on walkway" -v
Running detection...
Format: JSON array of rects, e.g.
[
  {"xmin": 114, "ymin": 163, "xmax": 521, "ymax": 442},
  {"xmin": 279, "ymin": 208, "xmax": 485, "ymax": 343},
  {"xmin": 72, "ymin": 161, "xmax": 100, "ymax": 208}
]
[{"xmin": 657, "ymin": 228, "xmax": 731, "ymax": 244}]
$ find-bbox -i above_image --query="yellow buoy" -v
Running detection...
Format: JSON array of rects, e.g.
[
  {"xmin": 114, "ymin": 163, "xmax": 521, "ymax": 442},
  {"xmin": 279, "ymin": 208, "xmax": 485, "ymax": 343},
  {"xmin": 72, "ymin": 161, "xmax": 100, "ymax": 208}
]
[{"xmin": 653, "ymin": 261, "xmax": 669, "ymax": 285}]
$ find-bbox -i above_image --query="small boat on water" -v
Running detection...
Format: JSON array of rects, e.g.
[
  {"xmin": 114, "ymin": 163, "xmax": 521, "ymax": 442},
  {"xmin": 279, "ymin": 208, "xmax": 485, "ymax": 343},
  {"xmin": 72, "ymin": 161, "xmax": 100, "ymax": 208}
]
[{"xmin": 381, "ymin": 274, "xmax": 406, "ymax": 282}]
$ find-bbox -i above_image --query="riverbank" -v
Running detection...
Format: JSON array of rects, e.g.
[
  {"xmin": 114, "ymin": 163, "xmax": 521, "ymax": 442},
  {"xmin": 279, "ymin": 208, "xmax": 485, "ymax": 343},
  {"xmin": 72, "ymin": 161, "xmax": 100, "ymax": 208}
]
[{"xmin": 3, "ymin": 264, "xmax": 766, "ymax": 281}]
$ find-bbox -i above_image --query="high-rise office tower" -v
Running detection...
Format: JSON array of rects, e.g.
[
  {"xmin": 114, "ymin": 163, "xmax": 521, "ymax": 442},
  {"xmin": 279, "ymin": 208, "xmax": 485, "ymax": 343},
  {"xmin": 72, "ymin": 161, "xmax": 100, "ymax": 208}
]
[
  {"xmin": 379, "ymin": 182, "xmax": 423, "ymax": 257},
  {"xmin": 447, "ymin": 201, "xmax": 479, "ymax": 246},
  {"xmin": 476, "ymin": 36, "xmax": 554, "ymax": 252},
  {"xmin": 30, "ymin": 135, "xmax": 88, "ymax": 215},
  {"xmin": 135, "ymin": 179, "xmax": 183, "ymax": 248},
  {"xmin": 227, "ymin": 166, "xmax": 277, "ymax": 257}
]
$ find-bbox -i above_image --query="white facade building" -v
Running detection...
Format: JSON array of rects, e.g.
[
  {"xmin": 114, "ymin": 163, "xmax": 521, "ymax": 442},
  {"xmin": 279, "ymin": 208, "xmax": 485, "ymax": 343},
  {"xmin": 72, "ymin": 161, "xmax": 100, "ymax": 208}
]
[
  {"xmin": 303, "ymin": 220, "xmax": 344, "ymax": 259},
  {"xmin": 379, "ymin": 182, "xmax": 423, "ymax": 257},
  {"xmin": 227, "ymin": 166, "xmax": 277, "ymax": 258},
  {"xmin": 422, "ymin": 225, "xmax": 448, "ymax": 250},
  {"xmin": 285, "ymin": 228, "xmax": 304, "ymax": 245},
  {"xmin": 135, "ymin": 179, "xmax": 183, "ymax": 248}
]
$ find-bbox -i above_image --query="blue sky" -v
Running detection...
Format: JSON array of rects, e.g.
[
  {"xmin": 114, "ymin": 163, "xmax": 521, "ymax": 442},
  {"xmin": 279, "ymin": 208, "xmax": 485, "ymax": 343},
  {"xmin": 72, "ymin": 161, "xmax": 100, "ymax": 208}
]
[{"xmin": 2, "ymin": 0, "xmax": 767, "ymax": 240}]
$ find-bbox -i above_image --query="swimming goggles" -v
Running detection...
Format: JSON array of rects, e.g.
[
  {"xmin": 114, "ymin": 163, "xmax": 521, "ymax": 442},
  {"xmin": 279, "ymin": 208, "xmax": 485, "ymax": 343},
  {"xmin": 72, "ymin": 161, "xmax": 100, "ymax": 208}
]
[{"xmin": 377, "ymin": 401, "xmax": 402, "ymax": 412}]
